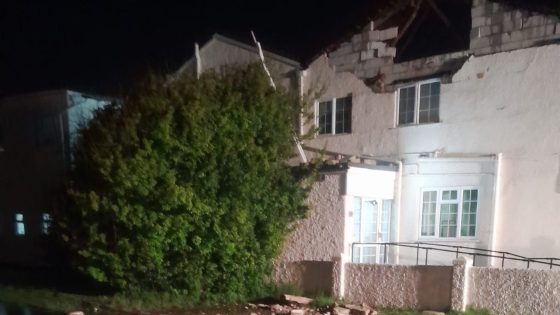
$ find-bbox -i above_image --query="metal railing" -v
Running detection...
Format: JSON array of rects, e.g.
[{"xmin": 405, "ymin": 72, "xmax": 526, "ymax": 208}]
[{"xmin": 351, "ymin": 242, "xmax": 560, "ymax": 269}]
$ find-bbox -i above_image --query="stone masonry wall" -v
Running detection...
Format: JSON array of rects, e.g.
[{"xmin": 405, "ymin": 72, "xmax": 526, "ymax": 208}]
[
  {"xmin": 470, "ymin": 0, "xmax": 560, "ymax": 56},
  {"xmin": 468, "ymin": 267, "xmax": 560, "ymax": 315}
]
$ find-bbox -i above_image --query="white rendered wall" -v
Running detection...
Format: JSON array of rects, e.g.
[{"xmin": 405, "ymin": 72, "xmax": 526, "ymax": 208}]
[
  {"xmin": 301, "ymin": 55, "xmax": 397, "ymax": 159},
  {"xmin": 303, "ymin": 44, "xmax": 560, "ymax": 263},
  {"xmin": 397, "ymin": 45, "xmax": 560, "ymax": 261},
  {"xmin": 181, "ymin": 37, "xmax": 299, "ymax": 90},
  {"xmin": 276, "ymin": 172, "xmax": 346, "ymax": 262},
  {"xmin": 398, "ymin": 157, "xmax": 497, "ymax": 265}
]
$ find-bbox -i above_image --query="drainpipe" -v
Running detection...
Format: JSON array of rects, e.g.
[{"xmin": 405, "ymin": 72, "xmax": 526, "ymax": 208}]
[
  {"xmin": 251, "ymin": 31, "xmax": 307, "ymax": 164},
  {"xmin": 394, "ymin": 159, "xmax": 403, "ymax": 264},
  {"xmin": 194, "ymin": 43, "xmax": 201, "ymax": 79},
  {"xmin": 489, "ymin": 153, "xmax": 503, "ymax": 266}
]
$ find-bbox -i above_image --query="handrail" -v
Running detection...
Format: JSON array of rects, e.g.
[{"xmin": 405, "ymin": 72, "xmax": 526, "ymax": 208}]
[{"xmin": 351, "ymin": 242, "xmax": 560, "ymax": 269}]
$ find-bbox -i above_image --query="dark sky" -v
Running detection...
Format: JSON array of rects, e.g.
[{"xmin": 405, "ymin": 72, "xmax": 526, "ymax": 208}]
[
  {"xmin": 1, "ymin": 0, "xmax": 553, "ymax": 97},
  {"xmin": 0, "ymin": 0, "xmax": 381, "ymax": 97}
]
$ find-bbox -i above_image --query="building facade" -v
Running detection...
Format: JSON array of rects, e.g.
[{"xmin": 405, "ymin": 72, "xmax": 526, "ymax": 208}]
[
  {"xmin": 0, "ymin": 89, "xmax": 111, "ymax": 265},
  {"xmin": 276, "ymin": 0, "xmax": 560, "ymax": 271}
]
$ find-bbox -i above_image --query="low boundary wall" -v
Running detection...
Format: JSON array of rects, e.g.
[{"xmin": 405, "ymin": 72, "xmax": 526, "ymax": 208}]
[
  {"xmin": 468, "ymin": 266, "xmax": 560, "ymax": 314},
  {"xmin": 274, "ymin": 256, "xmax": 560, "ymax": 314},
  {"xmin": 345, "ymin": 264, "xmax": 453, "ymax": 311},
  {"xmin": 272, "ymin": 261, "xmax": 335, "ymax": 295}
]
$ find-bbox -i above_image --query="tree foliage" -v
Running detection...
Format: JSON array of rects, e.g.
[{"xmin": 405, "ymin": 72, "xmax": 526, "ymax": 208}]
[{"xmin": 55, "ymin": 65, "xmax": 312, "ymax": 301}]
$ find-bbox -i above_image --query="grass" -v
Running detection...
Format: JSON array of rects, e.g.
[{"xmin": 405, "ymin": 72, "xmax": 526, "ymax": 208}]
[
  {"xmin": 0, "ymin": 285, "xmax": 198, "ymax": 314},
  {"xmin": 310, "ymin": 293, "xmax": 336, "ymax": 308},
  {"xmin": 0, "ymin": 285, "xmax": 99, "ymax": 313}
]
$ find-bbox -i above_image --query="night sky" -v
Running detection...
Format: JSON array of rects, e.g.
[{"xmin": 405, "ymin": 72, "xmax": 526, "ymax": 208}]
[
  {"xmin": 1, "ymin": 0, "xmax": 554, "ymax": 97},
  {"xmin": 0, "ymin": 0, "xmax": 382, "ymax": 97}
]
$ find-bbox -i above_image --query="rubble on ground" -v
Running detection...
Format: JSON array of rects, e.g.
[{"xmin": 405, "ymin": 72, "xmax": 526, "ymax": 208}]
[{"xmin": 244, "ymin": 294, "xmax": 380, "ymax": 315}]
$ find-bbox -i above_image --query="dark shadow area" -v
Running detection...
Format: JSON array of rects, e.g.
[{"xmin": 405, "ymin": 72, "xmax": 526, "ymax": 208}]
[{"xmin": 394, "ymin": 0, "xmax": 472, "ymax": 62}]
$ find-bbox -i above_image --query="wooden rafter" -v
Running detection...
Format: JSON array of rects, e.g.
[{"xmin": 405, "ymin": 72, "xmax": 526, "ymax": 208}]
[{"xmin": 392, "ymin": 0, "xmax": 424, "ymax": 46}]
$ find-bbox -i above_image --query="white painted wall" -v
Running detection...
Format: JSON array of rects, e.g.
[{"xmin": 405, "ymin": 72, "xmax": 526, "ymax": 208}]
[
  {"xmin": 302, "ymin": 44, "xmax": 560, "ymax": 264},
  {"xmin": 179, "ymin": 35, "xmax": 300, "ymax": 90},
  {"xmin": 398, "ymin": 157, "xmax": 498, "ymax": 265},
  {"xmin": 276, "ymin": 172, "xmax": 346, "ymax": 263},
  {"xmin": 301, "ymin": 55, "xmax": 397, "ymax": 159},
  {"xmin": 398, "ymin": 45, "xmax": 560, "ymax": 261}
]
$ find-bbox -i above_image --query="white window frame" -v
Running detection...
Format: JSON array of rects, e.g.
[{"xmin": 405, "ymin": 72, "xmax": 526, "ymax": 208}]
[
  {"xmin": 314, "ymin": 95, "xmax": 352, "ymax": 136},
  {"xmin": 418, "ymin": 187, "xmax": 479, "ymax": 240},
  {"xmin": 395, "ymin": 78, "xmax": 441, "ymax": 127}
]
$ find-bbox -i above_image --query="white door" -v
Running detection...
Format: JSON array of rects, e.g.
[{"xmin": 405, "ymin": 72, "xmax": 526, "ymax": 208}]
[{"xmin": 352, "ymin": 197, "xmax": 392, "ymax": 264}]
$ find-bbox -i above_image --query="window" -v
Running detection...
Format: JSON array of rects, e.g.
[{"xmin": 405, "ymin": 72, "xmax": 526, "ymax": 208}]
[
  {"xmin": 397, "ymin": 79, "xmax": 440, "ymax": 126},
  {"xmin": 420, "ymin": 188, "xmax": 478, "ymax": 238},
  {"xmin": 42, "ymin": 213, "xmax": 51, "ymax": 235},
  {"xmin": 316, "ymin": 96, "xmax": 352, "ymax": 135},
  {"xmin": 15, "ymin": 213, "xmax": 25, "ymax": 236}
]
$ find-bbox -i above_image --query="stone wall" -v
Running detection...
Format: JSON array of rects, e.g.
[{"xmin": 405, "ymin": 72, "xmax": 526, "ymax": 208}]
[
  {"xmin": 468, "ymin": 267, "xmax": 560, "ymax": 315},
  {"xmin": 470, "ymin": 0, "xmax": 560, "ymax": 56}
]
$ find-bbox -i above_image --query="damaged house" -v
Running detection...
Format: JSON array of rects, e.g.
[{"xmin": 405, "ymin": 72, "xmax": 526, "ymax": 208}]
[
  {"xmin": 277, "ymin": 0, "xmax": 560, "ymax": 268},
  {"xmin": 273, "ymin": 0, "xmax": 560, "ymax": 312},
  {"xmin": 177, "ymin": 0, "xmax": 560, "ymax": 311}
]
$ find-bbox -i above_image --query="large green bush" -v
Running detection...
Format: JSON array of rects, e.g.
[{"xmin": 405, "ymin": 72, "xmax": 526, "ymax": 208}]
[{"xmin": 55, "ymin": 65, "xmax": 312, "ymax": 302}]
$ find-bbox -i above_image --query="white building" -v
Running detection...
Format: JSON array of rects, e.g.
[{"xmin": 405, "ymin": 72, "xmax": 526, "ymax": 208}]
[
  {"xmin": 277, "ymin": 0, "xmax": 560, "ymax": 272},
  {"xmin": 175, "ymin": 0, "xmax": 560, "ymax": 272}
]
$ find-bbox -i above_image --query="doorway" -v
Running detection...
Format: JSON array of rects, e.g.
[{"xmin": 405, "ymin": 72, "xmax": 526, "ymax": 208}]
[{"xmin": 352, "ymin": 197, "xmax": 392, "ymax": 264}]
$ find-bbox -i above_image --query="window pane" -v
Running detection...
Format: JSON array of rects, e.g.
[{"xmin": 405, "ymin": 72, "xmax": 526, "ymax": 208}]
[
  {"xmin": 421, "ymin": 191, "xmax": 437, "ymax": 236},
  {"xmin": 15, "ymin": 213, "xmax": 25, "ymax": 236},
  {"xmin": 318, "ymin": 101, "xmax": 332, "ymax": 134},
  {"xmin": 380, "ymin": 200, "xmax": 392, "ymax": 242},
  {"xmin": 418, "ymin": 82, "xmax": 440, "ymax": 124},
  {"xmin": 352, "ymin": 246, "xmax": 360, "ymax": 263},
  {"xmin": 440, "ymin": 203, "xmax": 458, "ymax": 238},
  {"xmin": 353, "ymin": 197, "xmax": 362, "ymax": 243},
  {"xmin": 335, "ymin": 96, "xmax": 352, "ymax": 134},
  {"xmin": 362, "ymin": 246, "xmax": 377, "ymax": 264},
  {"xmin": 42, "ymin": 213, "xmax": 51, "ymax": 235},
  {"xmin": 398, "ymin": 87, "xmax": 416, "ymax": 125},
  {"xmin": 461, "ymin": 189, "xmax": 478, "ymax": 237},
  {"xmin": 362, "ymin": 200, "xmax": 377, "ymax": 242},
  {"xmin": 16, "ymin": 222, "xmax": 25, "ymax": 236},
  {"xmin": 442, "ymin": 190, "xmax": 458, "ymax": 201},
  {"xmin": 419, "ymin": 111, "xmax": 428, "ymax": 123}
]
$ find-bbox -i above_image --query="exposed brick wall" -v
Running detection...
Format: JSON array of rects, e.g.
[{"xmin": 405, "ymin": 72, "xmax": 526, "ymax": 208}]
[
  {"xmin": 470, "ymin": 0, "xmax": 560, "ymax": 55},
  {"xmin": 326, "ymin": 0, "xmax": 560, "ymax": 91}
]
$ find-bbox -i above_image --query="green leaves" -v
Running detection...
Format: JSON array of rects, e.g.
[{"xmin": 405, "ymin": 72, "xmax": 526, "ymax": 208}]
[{"xmin": 56, "ymin": 65, "xmax": 311, "ymax": 303}]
